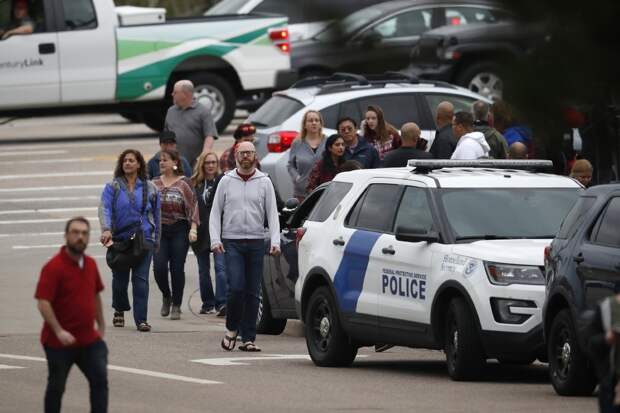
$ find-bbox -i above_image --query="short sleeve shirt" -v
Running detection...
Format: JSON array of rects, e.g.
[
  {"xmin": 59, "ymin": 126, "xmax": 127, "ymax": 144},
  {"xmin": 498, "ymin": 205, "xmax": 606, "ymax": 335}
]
[
  {"xmin": 164, "ymin": 102, "xmax": 218, "ymax": 166},
  {"xmin": 35, "ymin": 248, "xmax": 104, "ymax": 348}
]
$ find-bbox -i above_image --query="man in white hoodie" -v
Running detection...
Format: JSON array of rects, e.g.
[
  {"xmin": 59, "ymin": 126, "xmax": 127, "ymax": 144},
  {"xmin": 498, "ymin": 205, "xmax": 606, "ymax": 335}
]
[
  {"xmin": 450, "ymin": 111, "xmax": 490, "ymax": 160},
  {"xmin": 210, "ymin": 141, "xmax": 280, "ymax": 352}
]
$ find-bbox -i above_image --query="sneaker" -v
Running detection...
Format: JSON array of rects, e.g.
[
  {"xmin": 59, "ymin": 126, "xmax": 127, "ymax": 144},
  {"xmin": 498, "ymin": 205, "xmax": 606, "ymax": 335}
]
[
  {"xmin": 170, "ymin": 305, "xmax": 181, "ymax": 320},
  {"xmin": 137, "ymin": 322, "xmax": 151, "ymax": 332},
  {"xmin": 161, "ymin": 296, "xmax": 171, "ymax": 317},
  {"xmin": 215, "ymin": 305, "xmax": 226, "ymax": 317},
  {"xmin": 113, "ymin": 311, "xmax": 124, "ymax": 328},
  {"xmin": 199, "ymin": 307, "xmax": 216, "ymax": 315}
]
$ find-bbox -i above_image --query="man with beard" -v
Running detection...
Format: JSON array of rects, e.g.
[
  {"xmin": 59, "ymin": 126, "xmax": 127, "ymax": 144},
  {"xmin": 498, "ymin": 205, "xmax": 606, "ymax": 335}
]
[
  {"xmin": 35, "ymin": 217, "xmax": 108, "ymax": 413},
  {"xmin": 210, "ymin": 141, "xmax": 281, "ymax": 352}
]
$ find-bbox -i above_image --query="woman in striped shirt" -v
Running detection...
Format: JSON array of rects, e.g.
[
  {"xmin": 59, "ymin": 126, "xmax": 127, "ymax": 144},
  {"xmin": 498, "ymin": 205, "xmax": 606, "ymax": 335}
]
[{"xmin": 152, "ymin": 149, "xmax": 199, "ymax": 321}]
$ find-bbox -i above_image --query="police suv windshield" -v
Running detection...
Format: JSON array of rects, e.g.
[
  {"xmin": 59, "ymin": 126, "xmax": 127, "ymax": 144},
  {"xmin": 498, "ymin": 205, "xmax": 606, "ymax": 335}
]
[{"xmin": 438, "ymin": 188, "xmax": 579, "ymax": 241}]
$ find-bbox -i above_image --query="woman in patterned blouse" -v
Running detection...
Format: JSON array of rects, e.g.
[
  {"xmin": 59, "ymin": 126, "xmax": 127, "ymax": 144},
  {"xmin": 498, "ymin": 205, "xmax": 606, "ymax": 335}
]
[
  {"xmin": 152, "ymin": 149, "xmax": 199, "ymax": 321},
  {"xmin": 362, "ymin": 105, "xmax": 401, "ymax": 160}
]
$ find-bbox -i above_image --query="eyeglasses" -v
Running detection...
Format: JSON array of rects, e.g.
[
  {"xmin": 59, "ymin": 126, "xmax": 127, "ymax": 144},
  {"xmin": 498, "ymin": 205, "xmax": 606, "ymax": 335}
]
[{"xmin": 238, "ymin": 150, "xmax": 256, "ymax": 157}]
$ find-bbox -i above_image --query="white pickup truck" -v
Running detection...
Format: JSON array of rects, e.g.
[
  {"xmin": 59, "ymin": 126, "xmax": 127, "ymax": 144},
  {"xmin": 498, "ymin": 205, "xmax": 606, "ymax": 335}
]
[{"xmin": 0, "ymin": 0, "xmax": 294, "ymax": 131}]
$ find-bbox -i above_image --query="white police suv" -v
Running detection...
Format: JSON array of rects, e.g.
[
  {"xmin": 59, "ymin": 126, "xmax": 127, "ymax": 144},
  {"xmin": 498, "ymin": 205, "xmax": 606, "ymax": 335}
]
[{"xmin": 294, "ymin": 160, "xmax": 582, "ymax": 380}]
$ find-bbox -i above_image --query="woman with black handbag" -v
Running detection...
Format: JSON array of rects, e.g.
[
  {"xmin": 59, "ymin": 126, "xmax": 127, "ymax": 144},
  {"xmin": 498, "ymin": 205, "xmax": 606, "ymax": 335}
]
[
  {"xmin": 99, "ymin": 149, "xmax": 160, "ymax": 332},
  {"xmin": 152, "ymin": 149, "xmax": 200, "ymax": 321}
]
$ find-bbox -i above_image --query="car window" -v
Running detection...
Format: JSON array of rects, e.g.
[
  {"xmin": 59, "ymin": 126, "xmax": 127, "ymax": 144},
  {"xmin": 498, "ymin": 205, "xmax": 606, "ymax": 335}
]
[
  {"xmin": 308, "ymin": 181, "xmax": 353, "ymax": 222},
  {"xmin": 319, "ymin": 104, "xmax": 339, "ymax": 130},
  {"xmin": 62, "ymin": 0, "xmax": 97, "ymax": 30},
  {"xmin": 1, "ymin": 0, "xmax": 47, "ymax": 35},
  {"xmin": 248, "ymin": 95, "xmax": 304, "ymax": 128},
  {"xmin": 357, "ymin": 94, "xmax": 424, "ymax": 130},
  {"xmin": 254, "ymin": 0, "xmax": 307, "ymax": 24},
  {"xmin": 347, "ymin": 184, "xmax": 401, "ymax": 233},
  {"xmin": 425, "ymin": 94, "xmax": 479, "ymax": 119},
  {"xmin": 592, "ymin": 197, "xmax": 620, "ymax": 248},
  {"xmin": 557, "ymin": 195, "xmax": 595, "ymax": 239},
  {"xmin": 443, "ymin": 7, "xmax": 502, "ymax": 26},
  {"xmin": 205, "ymin": 0, "xmax": 249, "ymax": 15},
  {"xmin": 394, "ymin": 186, "xmax": 434, "ymax": 233},
  {"xmin": 290, "ymin": 186, "xmax": 326, "ymax": 227},
  {"xmin": 371, "ymin": 9, "xmax": 432, "ymax": 39}
]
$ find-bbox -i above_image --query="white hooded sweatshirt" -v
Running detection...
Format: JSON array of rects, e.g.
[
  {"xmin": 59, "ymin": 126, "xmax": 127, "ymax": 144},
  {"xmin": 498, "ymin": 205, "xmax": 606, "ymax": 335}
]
[{"xmin": 450, "ymin": 131, "xmax": 490, "ymax": 160}]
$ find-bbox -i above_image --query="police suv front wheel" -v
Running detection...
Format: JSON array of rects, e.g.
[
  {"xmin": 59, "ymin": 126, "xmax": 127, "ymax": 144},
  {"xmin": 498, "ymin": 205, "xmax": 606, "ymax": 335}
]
[
  {"xmin": 305, "ymin": 287, "xmax": 357, "ymax": 367},
  {"xmin": 444, "ymin": 297, "xmax": 485, "ymax": 380}
]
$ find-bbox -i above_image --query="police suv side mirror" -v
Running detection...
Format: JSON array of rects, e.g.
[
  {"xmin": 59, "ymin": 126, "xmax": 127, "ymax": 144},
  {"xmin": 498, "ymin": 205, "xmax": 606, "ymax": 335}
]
[{"xmin": 395, "ymin": 226, "xmax": 440, "ymax": 243}]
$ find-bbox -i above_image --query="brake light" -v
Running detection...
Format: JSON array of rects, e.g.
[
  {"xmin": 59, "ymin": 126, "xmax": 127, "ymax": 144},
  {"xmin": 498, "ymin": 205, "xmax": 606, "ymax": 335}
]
[
  {"xmin": 450, "ymin": 17, "xmax": 461, "ymax": 25},
  {"xmin": 296, "ymin": 227, "xmax": 306, "ymax": 248},
  {"xmin": 269, "ymin": 28, "xmax": 290, "ymax": 53},
  {"xmin": 267, "ymin": 131, "xmax": 298, "ymax": 152},
  {"xmin": 544, "ymin": 246, "xmax": 551, "ymax": 261}
]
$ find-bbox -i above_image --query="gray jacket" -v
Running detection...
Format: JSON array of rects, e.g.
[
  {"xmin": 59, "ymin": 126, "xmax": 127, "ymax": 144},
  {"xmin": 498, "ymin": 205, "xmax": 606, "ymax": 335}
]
[
  {"xmin": 209, "ymin": 169, "xmax": 280, "ymax": 248},
  {"xmin": 287, "ymin": 138, "xmax": 325, "ymax": 197}
]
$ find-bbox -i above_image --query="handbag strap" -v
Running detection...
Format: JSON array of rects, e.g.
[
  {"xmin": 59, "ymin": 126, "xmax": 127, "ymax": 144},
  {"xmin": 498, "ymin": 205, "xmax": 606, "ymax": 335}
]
[{"xmin": 111, "ymin": 178, "xmax": 148, "ymax": 234}]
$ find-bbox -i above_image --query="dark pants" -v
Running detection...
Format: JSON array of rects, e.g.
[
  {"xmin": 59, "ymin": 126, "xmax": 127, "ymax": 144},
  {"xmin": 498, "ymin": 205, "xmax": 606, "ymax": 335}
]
[
  {"xmin": 44, "ymin": 340, "xmax": 108, "ymax": 413},
  {"xmin": 599, "ymin": 376, "xmax": 620, "ymax": 413},
  {"xmin": 112, "ymin": 248, "xmax": 153, "ymax": 326},
  {"xmin": 222, "ymin": 239, "xmax": 265, "ymax": 343},
  {"xmin": 196, "ymin": 249, "xmax": 227, "ymax": 310},
  {"xmin": 153, "ymin": 221, "xmax": 190, "ymax": 306}
]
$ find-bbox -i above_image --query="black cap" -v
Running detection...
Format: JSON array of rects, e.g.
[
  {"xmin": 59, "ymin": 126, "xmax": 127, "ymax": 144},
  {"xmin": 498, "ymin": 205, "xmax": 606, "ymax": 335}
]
[{"xmin": 159, "ymin": 130, "xmax": 176, "ymax": 143}]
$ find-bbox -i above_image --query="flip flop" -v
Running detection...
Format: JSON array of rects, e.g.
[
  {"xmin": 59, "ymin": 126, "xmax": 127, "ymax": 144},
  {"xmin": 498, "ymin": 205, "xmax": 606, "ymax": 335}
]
[
  {"xmin": 221, "ymin": 333, "xmax": 237, "ymax": 351},
  {"xmin": 238, "ymin": 342, "xmax": 261, "ymax": 352}
]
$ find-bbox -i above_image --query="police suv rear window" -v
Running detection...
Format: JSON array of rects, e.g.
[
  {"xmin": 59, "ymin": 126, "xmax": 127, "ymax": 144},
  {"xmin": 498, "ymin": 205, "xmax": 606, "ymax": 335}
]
[{"xmin": 307, "ymin": 182, "xmax": 352, "ymax": 222}]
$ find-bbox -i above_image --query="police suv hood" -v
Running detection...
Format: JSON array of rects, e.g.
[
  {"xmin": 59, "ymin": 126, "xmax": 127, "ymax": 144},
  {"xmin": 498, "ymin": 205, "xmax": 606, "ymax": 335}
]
[{"xmin": 450, "ymin": 239, "xmax": 549, "ymax": 266}]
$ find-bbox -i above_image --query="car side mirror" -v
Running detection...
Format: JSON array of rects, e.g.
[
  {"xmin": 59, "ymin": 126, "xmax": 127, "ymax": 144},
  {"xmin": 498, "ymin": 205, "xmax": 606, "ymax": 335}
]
[
  {"xmin": 395, "ymin": 226, "xmax": 440, "ymax": 243},
  {"xmin": 283, "ymin": 197, "xmax": 299, "ymax": 212}
]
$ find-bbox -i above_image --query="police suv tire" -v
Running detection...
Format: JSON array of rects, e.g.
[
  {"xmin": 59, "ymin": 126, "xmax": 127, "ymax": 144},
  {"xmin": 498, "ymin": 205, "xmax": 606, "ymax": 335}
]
[
  {"xmin": 444, "ymin": 297, "xmax": 485, "ymax": 381},
  {"xmin": 547, "ymin": 309, "xmax": 597, "ymax": 396},
  {"xmin": 305, "ymin": 286, "xmax": 357, "ymax": 367},
  {"xmin": 256, "ymin": 285, "xmax": 287, "ymax": 335},
  {"xmin": 186, "ymin": 72, "xmax": 236, "ymax": 134}
]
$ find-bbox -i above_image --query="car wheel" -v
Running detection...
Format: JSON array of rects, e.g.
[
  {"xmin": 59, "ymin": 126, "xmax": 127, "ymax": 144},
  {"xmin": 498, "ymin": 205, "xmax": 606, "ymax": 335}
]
[
  {"xmin": 186, "ymin": 72, "xmax": 236, "ymax": 133},
  {"xmin": 256, "ymin": 285, "xmax": 287, "ymax": 335},
  {"xmin": 455, "ymin": 61, "xmax": 503, "ymax": 101},
  {"xmin": 444, "ymin": 297, "xmax": 485, "ymax": 380},
  {"xmin": 548, "ymin": 309, "xmax": 597, "ymax": 396},
  {"xmin": 304, "ymin": 286, "xmax": 357, "ymax": 367}
]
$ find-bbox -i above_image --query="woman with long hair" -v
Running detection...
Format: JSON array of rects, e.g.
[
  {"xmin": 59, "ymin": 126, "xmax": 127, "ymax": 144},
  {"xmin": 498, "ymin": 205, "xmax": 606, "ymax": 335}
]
[
  {"xmin": 152, "ymin": 149, "xmax": 199, "ymax": 321},
  {"xmin": 306, "ymin": 134, "xmax": 346, "ymax": 193},
  {"xmin": 363, "ymin": 105, "xmax": 401, "ymax": 160},
  {"xmin": 287, "ymin": 110, "xmax": 326, "ymax": 201},
  {"xmin": 99, "ymin": 149, "xmax": 160, "ymax": 332},
  {"xmin": 190, "ymin": 152, "xmax": 227, "ymax": 316}
]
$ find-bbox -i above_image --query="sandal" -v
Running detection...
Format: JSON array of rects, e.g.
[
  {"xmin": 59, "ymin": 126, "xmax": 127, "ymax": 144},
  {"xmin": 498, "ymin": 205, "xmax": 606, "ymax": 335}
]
[
  {"xmin": 221, "ymin": 332, "xmax": 237, "ymax": 351},
  {"xmin": 113, "ymin": 311, "xmax": 124, "ymax": 328},
  {"xmin": 238, "ymin": 342, "xmax": 261, "ymax": 352},
  {"xmin": 137, "ymin": 322, "xmax": 151, "ymax": 332}
]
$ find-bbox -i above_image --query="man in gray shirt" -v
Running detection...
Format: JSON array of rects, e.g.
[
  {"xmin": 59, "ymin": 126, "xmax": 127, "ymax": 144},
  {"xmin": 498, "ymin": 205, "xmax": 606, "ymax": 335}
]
[{"xmin": 164, "ymin": 80, "xmax": 217, "ymax": 166}]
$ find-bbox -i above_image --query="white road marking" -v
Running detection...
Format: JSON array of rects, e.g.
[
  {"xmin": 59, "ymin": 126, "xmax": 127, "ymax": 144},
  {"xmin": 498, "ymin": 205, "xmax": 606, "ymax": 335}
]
[
  {"xmin": 0, "ymin": 157, "xmax": 97, "ymax": 165},
  {"xmin": 0, "ymin": 364, "xmax": 25, "ymax": 370},
  {"xmin": 0, "ymin": 216, "xmax": 99, "ymax": 225},
  {"xmin": 0, "ymin": 171, "xmax": 110, "ymax": 180},
  {"xmin": 0, "ymin": 207, "xmax": 97, "ymax": 215},
  {"xmin": 0, "ymin": 185, "xmax": 103, "ymax": 193},
  {"xmin": 0, "ymin": 354, "xmax": 221, "ymax": 385},
  {"xmin": 191, "ymin": 354, "xmax": 367, "ymax": 366},
  {"xmin": 12, "ymin": 242, "xmax": 102, "ymax": 250},
  {"xmin": 0, "ymin": 232, "xmax": 63, "ymax": 238},
  {"xmin": 0, "ymin": 140, "xmax": 156, "ymax": 151},
  {"xmin": 0, "ymin": 150, "xmax": 67, "ymax": 157},
  {"xmin": 0, "ymin": 196, "xmax": 100, "ymax": 204}
]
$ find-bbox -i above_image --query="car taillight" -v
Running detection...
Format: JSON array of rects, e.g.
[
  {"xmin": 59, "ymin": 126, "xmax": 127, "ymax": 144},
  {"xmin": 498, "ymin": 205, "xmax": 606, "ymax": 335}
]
[
  {"xmin": 450, "ymin": 17, "xmax": 461, "ymax": 25},
  {"xmin": 267, "ymin": 131, "xmax": 298, "ymax": 152},
  {"xmin": 269, "ymin": 28, "xmax": 290, "ymax": 53},
  {"xmin": 544, "ymin": 246, "xmax": 551, "ymax": 261},
  {"xmin": 296, "ymin": 227, "xmax": 306, "ymax": 248}
]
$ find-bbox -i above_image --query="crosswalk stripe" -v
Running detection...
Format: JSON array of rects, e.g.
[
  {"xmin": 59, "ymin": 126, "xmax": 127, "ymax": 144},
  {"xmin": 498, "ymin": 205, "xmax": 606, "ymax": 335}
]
[
  {"xmin": 0, "ymin": 196, "xmax": 100, "ymax": 203},
  {"xmin": 0, "ymin": 150, "xmax": 67, "ymax": 157},
  {"xmin": 0, "ymin": 171, "xmax": 110, "ymax": 180},
  {"xmin": 0, "ymin": 216, "xmax": 99, "ymax": 225},
  {"xmin": 0, "ymin": 185, "xmax": 103, "ymax": 193},
  {"xmin": 0, "ymin": 207, "xmax": 98, "ymax": 215}
]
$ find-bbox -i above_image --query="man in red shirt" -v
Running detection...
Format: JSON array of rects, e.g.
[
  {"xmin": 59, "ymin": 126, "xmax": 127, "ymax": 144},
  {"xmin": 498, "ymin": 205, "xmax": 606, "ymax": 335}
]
[{"xmin": 35, "ymin": 217, "xmax": 108, "ymax": 413}]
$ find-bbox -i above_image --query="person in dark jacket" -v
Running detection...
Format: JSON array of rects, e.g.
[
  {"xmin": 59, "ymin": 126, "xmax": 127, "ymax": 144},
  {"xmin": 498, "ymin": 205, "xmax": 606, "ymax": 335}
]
[
  {"xmin": 429, "ymin": 101, "xmax": 456, "ymax": 159},
  {"xmin": 191, "ymin": 152, "xmax": 227, "ymax": 316},
  {"xmin": 382, "ymin": 123, "xmax": 433, "ymax": 167},
  {"xmin": 306, "ymin": 134, "xmax": 346, "ymax": 193},
  {"xmin": 147, "ymin": 131, "xmax": 192, "ymax": 179},
  {"xmin": 473, "ymin": 100, "xmax": 509, "ymax": 159},
  {"xmin": 337, "ymin": 117, "xmax": 380, "ymax": 169},
  {"xmin": 99, "ymin": 149, "xmax": 160, "ymax": 332}
]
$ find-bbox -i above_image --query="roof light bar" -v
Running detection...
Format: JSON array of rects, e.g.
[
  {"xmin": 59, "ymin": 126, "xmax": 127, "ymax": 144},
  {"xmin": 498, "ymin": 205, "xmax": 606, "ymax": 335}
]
[{"xmin": 407, "ymin": 159, "xmax": 554, "ymax": 173}]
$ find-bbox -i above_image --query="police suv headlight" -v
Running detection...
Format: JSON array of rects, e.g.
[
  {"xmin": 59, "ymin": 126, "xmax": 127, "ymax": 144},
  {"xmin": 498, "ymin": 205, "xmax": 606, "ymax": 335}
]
[{"xmin": 484, "ymin": 262, "xmax": 545, "ymax": 286}]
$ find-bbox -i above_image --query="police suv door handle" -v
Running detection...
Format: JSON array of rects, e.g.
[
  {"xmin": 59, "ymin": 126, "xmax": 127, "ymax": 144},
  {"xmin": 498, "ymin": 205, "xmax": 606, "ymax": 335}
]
[
  {"xmin": 332, "ymin": 237, "xmax": 345, "ymax": 246},
  {"xmin": 381, "ymin": 246, "xmax": 396, "ymax": 255},
  {"xmin": 573, "ymin": 253, "xmax": 584, "ymax": 264}
]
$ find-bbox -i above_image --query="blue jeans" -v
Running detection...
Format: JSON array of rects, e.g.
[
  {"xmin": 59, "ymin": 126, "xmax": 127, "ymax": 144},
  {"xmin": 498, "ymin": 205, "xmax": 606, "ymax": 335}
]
[
  {"xmin": 153, "ymin": 222, "xmax": 190, "ymax": 306},
  {"xmin": 196, "ymin": 249, "xmax": 227, "ymax": 310},
  {"xmin": 112, "ymin": 249, "xmax": 152, "ymax": 326},
  {"xmin": 222, "ymin": 239, "xmax": 265, "ymax": 343},
  {"xmin": 44, "ymin": 340, "xmax": 108, "ymax": 413}
]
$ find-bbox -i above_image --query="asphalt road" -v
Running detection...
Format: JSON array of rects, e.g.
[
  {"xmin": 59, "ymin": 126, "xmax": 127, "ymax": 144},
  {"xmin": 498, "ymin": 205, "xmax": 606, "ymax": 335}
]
[{"xmin": 0, "ymin": 115, "xmax": 597, "ymax": 413}]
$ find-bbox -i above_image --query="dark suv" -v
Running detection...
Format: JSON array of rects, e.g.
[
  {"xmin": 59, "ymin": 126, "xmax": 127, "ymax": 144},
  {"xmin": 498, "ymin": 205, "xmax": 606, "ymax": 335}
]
[{"xmin": 543, "ymin": 184, "xmax": 620, "ymax": 396}]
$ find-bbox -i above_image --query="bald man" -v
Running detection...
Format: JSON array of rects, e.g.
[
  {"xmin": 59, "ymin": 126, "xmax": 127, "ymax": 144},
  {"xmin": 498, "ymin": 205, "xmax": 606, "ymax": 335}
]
[
  {"xmin": 209, "ymin": 141, "xmax": 280, "ymax": 353},
  {"xmin": 382, "ymin": 123, "xmax": 432, "ymax": 167},
  {"xmin": 429, "ymin": 101, "xmax": 456, "ymax": 159},
  {"xmin": 508, "ymin": 142, "xmax": 528, "ymax": 159},
  {"xmin": 164, "ymin": 80, "xmax": 217, "ymax": 166}
]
